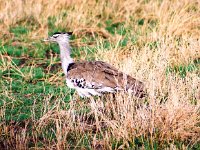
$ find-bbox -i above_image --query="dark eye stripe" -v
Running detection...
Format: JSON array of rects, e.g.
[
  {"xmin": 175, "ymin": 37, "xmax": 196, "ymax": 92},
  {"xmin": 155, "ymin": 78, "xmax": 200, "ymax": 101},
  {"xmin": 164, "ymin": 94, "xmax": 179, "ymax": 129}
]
[{"xmin": 52, "ymin": 34, "xmax": 59, "ymax": 38}]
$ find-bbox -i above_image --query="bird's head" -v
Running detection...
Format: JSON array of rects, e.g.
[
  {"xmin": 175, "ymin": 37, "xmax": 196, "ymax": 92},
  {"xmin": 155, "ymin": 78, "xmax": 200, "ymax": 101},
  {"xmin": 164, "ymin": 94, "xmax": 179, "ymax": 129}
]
[{"xmin": 44, "ymin": 32, "xmax": 72, "ymax": 44}]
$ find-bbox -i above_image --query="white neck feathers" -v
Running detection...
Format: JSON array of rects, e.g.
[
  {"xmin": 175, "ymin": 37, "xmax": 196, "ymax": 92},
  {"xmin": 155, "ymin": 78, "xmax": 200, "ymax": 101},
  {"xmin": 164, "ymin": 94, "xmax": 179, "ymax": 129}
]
[{"xmin": 58, "ymin": 42, "xmax": 73, "ymax": 76}]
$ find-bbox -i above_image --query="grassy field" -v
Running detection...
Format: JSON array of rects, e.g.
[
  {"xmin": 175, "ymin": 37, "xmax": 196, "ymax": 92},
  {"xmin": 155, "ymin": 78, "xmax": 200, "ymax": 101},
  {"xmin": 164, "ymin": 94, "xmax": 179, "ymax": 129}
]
[{"xmin": 0, "ymin": 0, "xmax": 200, "ymax": 149}]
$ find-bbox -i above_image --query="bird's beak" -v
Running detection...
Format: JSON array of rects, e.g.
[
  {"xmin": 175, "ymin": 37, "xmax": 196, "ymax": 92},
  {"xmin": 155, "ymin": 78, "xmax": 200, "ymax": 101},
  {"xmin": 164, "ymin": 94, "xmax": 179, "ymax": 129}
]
[
  {"xmin": 43, "ymin": 37, "xmax": 50, "ymax": 42},
  {"xmin": 43, "ymin": 36, "xmax": 57, "ymax": 42}
]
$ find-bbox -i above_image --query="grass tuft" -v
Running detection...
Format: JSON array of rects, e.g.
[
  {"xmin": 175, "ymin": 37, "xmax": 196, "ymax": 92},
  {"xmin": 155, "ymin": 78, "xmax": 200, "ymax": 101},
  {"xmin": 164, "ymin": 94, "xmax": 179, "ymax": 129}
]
[{"xmin": 0, "ymin": 0, "xmax": 200, "ymax": 149}]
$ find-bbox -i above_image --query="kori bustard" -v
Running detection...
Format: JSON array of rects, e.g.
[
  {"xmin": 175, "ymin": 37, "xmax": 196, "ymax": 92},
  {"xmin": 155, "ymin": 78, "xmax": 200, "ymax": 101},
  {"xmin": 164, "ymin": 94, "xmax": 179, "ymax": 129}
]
[{"xmin": 44, "ymin": 32, "xmax": 145, "ymax": 98}]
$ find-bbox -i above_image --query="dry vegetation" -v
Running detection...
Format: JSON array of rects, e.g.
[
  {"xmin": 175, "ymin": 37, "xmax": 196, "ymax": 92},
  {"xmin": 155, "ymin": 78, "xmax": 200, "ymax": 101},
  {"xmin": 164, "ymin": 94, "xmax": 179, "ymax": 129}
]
[{"xmin": 0, "ymin": 0, "xmax": 200, "ymax": 149}]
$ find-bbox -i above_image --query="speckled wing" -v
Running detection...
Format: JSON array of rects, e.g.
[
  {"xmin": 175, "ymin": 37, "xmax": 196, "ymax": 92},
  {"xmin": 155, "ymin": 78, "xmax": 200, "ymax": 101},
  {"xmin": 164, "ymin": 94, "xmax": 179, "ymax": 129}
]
[{"xmin": 67, "ymin": 61, "xmax": 145, "ymax": 98}]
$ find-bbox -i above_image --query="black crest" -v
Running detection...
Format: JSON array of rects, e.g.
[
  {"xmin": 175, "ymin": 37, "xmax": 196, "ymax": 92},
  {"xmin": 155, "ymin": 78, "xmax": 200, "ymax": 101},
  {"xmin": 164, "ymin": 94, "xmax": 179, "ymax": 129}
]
[
  {"xmin": 66, "ymin": 32, "xmax": 73, "ymax": 36},
  {"xmin": 53, "ymin": 32, "xmax": 73, "ymax": 36},
  {"xmin": 53, "ymin": 32, "xmax": 62, "ymax": 35}
]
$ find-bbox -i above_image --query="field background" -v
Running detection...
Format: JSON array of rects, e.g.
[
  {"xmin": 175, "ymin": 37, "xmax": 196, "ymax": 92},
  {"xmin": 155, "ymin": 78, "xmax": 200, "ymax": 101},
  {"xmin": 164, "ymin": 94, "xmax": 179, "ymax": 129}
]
[{"xmin": 0, "ymin": 0, "xmax": 200, "ymax": 149}]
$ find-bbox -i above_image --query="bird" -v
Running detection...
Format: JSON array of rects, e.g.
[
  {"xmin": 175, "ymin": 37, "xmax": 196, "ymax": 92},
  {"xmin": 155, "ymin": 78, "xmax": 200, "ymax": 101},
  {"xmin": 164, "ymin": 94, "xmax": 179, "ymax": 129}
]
[{"xmin": 44, "ymin": 32, "xmax": 145, "ymax": 98}]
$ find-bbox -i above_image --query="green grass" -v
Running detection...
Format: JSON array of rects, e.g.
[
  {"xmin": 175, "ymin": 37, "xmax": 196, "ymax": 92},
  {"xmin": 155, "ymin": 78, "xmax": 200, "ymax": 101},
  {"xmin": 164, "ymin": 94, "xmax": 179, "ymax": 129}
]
[
  {"xmin": 0, "ymin": 26, "xmax": 74, "ymax": 124},
  {"xmin": 10, "ymin": 26, "xmax": 29, "ymax": 37},
  {"xmin": 0, "ymin": 1, "xmax": 200, "ymax": 148},
  {"xmin": 1, "ymin": 24, "xmax": 199, "ymax": 149},
  {"xmin": 166, "ymin": 63, "xmax": 199, "ymax": 78}
]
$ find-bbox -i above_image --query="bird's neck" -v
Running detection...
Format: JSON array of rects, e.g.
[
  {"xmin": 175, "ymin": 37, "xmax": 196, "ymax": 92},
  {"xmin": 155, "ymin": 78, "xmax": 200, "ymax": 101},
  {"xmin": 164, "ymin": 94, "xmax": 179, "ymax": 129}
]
[{"xmin": 58, "ymin": 42, "xmax": 73, "ymax": 76}]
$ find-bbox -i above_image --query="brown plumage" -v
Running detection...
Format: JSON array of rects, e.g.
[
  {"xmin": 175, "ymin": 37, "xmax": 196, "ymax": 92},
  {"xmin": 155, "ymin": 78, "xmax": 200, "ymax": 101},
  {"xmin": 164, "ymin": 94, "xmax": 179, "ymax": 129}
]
[
  {"xmin": 44, "ymin": 32, "xmax": 145, "ymax": 98},
  {"xmin": 67, "ymin": 61, "xmax": 145, "ymax": 98}
]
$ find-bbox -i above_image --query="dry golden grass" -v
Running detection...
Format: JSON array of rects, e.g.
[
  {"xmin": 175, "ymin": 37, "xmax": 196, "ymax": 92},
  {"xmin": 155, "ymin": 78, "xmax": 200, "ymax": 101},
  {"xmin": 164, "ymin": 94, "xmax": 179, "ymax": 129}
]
[{"xmin": 0, "ymin": 0, "xmax": 200, "ymax": 149}]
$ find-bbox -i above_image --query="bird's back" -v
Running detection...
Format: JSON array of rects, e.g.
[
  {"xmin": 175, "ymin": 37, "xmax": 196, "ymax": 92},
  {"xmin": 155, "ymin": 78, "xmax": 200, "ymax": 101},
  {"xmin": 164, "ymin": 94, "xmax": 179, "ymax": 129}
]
[{"xmin": 66, "ymin": 61, "xmax": 145, "ymax": 98}]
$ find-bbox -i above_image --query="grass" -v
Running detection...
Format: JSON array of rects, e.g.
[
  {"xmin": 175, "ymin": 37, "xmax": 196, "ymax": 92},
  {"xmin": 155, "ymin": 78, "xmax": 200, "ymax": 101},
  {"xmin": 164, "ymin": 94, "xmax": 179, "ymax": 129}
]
[{"xmin": 0, "ymin": 0, "xmax": 200, "ymax": 149}]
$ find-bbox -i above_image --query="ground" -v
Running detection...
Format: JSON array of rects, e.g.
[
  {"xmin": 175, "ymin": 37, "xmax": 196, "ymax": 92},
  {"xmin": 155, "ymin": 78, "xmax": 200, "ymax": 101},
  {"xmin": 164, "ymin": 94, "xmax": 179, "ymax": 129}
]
[{"xmin": 0, "ymin": 0, "xmax": 200, "ymax": 149}]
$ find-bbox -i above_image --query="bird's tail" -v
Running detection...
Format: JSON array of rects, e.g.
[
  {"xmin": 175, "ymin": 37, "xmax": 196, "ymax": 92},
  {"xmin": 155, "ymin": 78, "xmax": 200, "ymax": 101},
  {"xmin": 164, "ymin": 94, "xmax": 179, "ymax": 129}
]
[{"xmin": 125, "ymin": 75, "xmax": 146, "ymax": 98}]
